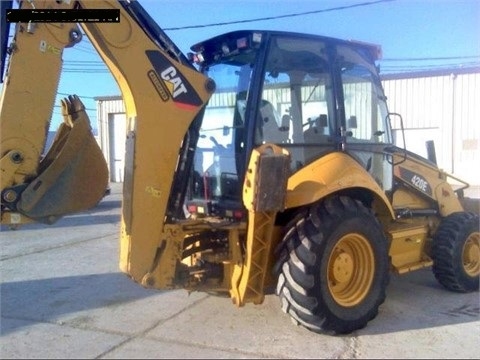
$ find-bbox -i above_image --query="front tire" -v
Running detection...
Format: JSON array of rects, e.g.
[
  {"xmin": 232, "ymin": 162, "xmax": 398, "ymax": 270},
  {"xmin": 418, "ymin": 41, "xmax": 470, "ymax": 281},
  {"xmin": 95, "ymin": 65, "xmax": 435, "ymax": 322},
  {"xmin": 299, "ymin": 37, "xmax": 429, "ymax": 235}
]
[
  {"xmin": 432, "ymin": 212, "xmax": 480, "ymax": 292},
  {"xmin": 274, "ymin": 196, "xmax": 389, "ymax": 334}
]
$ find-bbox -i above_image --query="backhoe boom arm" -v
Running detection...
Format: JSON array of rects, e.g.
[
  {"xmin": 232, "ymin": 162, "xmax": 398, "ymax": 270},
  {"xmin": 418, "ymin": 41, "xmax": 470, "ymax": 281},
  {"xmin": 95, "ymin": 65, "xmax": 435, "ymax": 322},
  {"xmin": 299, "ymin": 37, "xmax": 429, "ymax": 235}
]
[{"xmin": 0, "ymin": 0, "xmax": 214, "ymax": 287}]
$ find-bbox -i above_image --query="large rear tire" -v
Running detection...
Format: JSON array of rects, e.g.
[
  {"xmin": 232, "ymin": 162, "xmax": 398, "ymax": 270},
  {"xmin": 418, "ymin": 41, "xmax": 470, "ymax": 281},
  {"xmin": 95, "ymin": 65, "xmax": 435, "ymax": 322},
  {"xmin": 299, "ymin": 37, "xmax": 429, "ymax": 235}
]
[
  {"xmin": 432, "ymin": 211, "xmax": 480, "ymax": 292},
  {"xmin": 274, "ymin": 196, "xmax": 390, "ymax": 334}
]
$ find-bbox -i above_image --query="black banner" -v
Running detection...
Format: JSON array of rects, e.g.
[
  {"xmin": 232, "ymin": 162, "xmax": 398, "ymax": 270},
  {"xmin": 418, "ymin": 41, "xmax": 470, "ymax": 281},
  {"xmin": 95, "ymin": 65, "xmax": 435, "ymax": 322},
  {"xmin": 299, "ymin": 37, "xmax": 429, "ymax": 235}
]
[
  {"xmin": 6, "ymin": 9, "xmax": 120, "ymax": 23},
  {"xmin": 145, "ymin": 50, "xmax": 203, "ymax": 109},
  {"xmin": 398, "ymin": 166, "xmax": 433, "ymax": 197},
  {"xmin": 1, "ymin": 1, "xmax": 13, "ymax": 82}
]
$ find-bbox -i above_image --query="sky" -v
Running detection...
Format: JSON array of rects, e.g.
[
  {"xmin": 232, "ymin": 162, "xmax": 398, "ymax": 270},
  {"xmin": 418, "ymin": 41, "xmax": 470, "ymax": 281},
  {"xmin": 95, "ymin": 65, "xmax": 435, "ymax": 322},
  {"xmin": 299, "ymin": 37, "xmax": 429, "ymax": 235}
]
[{"xmin": 1, "ymin": 0, "xmax": 479, "ymax": 131}]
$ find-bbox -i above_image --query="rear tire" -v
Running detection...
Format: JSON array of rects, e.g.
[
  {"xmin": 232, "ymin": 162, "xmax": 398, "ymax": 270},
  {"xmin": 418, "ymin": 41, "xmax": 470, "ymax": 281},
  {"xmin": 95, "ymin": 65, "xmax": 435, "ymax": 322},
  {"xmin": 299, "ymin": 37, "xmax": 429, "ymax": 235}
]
[
  {"xmin": 432, "ymin": 212, "xmax": 480, "ymax": 292},
  {"xmin": 274, "ymin": 196, "xmax": 389, "ymax": 334}
]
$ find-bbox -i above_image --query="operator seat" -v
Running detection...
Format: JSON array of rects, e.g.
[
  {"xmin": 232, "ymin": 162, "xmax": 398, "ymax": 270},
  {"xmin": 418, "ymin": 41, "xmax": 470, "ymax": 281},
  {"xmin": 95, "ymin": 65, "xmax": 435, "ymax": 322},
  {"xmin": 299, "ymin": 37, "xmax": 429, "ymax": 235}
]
[
  {"xmin": 303, "ymin": 114, "xmax": 330, "ymax": 163},
  {"xmin": 257, "ymin": 100, "xmax": 288, "ymax": 144}
]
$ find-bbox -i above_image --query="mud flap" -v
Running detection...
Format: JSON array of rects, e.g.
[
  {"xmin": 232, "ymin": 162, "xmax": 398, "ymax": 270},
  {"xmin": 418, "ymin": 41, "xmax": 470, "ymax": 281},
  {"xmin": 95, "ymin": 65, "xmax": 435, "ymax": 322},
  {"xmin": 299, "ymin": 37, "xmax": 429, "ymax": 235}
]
[{"xmin": 16, "ymin": 96, "xmax": 109, "ymax": 224}]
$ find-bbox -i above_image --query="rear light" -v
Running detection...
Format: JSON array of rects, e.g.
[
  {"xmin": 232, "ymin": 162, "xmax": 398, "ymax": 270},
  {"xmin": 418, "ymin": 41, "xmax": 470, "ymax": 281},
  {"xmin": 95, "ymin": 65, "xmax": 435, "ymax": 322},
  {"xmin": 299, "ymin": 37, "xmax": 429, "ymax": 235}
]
[
  {"xmin": 224, "ymin": 209, "xmax": 245, "ymax": 220},
  {"xmin": 187, "ymin": 203, "xmax": 206, "ymax": 214},
  {"xmin": 233, "ymin": 210, "xmax": 244, "ymax": 219},
  {"xmin": 186, "ymin": 200, "xmax": 245, "ymax": 220},
  {"xmin": 187, "ymin": 52, "xmax": 205, "ymax": 64},
  {"xmin": 236, "ymin": 37, "xmax": 248, "ymax": 49}
]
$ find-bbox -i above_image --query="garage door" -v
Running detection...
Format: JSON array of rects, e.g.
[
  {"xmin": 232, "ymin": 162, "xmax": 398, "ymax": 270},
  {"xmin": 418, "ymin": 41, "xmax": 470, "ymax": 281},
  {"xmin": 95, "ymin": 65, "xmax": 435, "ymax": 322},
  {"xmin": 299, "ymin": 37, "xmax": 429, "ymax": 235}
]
[{"xmin": 108, "ymin": 113, "xmax": 126, "ymax": 182}]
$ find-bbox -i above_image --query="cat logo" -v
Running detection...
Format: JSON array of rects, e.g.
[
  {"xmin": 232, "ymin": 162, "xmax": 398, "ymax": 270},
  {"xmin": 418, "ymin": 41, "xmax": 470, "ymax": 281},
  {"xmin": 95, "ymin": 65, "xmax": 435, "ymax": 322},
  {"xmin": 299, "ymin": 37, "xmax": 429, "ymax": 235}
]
[
  {"xmin": 160, "ymin": 66, "xmax": 187, "ymax": 98},
  {"xmin": 147, "ymin": 70, "xmax": 169, "ymax": 102},
  {"xmin": 145, "ymin": 50, "xmax": 202, "ymax": 109}
]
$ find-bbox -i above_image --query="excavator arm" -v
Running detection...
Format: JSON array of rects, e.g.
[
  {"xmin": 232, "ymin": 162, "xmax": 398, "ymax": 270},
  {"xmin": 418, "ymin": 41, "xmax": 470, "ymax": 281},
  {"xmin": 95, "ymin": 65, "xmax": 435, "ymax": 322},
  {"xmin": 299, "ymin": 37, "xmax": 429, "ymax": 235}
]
[
  {"xmin": 0, "ymin": 1, "xmax": 102, "ymax": 225},
  {"xmin": 1, "ymin": 1, "xmax": 214, "ymax": 287}
]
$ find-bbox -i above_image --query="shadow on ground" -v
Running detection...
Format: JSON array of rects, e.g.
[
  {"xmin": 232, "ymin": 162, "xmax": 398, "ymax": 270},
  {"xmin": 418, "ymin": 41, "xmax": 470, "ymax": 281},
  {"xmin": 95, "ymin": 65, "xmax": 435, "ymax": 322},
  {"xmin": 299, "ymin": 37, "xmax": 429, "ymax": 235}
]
[{"xmin": 0, "ymin": 272, "xmax": 161, "ymax": 336}]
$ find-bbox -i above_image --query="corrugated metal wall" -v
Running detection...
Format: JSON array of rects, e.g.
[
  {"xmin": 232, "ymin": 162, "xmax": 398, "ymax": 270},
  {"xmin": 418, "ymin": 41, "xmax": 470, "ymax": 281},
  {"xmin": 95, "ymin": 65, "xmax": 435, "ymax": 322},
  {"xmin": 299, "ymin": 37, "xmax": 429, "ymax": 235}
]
[
  {"xmin": 453, "ymin": 72, "xmax": 480, "ymax": 185},
  {"xmin": 96, "ymin": 69, "xmax": 479, "ymax": 186},
  {"xmin": 95, "ymin": 96, "xmax": 125, "ymax": 180},
  {"xmin": 381, "ymin": 70, "xmax": 479, "ymax": 185}
]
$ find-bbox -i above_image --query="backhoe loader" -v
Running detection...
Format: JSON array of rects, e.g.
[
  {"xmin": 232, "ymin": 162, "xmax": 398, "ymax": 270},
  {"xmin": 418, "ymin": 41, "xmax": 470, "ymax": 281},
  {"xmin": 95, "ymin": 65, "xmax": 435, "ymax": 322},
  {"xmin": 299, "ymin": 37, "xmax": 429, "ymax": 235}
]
[{"xmin": 1, "ymin": 0, "xmax": 478, "ymax": 335}]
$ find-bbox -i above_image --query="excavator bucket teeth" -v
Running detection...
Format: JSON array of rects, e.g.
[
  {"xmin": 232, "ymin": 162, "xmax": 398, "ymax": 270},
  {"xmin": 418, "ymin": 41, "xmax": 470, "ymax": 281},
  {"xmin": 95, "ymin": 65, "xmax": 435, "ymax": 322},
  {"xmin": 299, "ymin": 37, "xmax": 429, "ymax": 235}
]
[{"xmin": 16, "ymin": 97, "xmax": 109, "ymax": 224}]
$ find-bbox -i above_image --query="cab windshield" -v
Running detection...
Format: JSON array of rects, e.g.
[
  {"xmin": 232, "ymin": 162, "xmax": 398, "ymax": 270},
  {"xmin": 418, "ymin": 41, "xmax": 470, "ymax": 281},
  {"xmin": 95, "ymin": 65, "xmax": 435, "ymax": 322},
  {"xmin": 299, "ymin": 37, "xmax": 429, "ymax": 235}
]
[{"xmin": 188, "ymin": 61, "xmax": 253, "ymax": 209}]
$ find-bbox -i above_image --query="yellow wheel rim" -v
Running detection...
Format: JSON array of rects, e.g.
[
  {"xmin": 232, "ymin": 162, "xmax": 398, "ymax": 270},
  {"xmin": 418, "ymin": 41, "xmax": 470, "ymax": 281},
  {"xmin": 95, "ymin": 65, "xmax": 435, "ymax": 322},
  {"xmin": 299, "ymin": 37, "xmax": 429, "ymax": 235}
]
[
  {"xmin": 327, "ymin": 233, "xmax": 375, "ymax": 307},
  {"xmin": 463, "ymin": 231, "xmax": 480, "ymax": 277}
]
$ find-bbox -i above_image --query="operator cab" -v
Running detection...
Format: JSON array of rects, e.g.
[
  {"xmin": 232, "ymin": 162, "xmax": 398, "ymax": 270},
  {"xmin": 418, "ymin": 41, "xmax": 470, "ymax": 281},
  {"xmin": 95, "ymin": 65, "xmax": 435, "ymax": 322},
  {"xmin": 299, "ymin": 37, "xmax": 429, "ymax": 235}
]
[{"xmin": 184, "ymin": 30, "xmax": 393, "ymax": 219}]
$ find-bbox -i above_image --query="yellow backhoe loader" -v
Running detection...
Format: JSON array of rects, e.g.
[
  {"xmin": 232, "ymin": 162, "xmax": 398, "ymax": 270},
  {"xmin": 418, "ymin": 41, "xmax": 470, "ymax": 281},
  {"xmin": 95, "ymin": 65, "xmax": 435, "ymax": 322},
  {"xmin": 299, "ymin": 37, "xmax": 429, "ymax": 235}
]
[{"xmin": 1, "ymin": 0, "xmax": 478, "ymax": 334}]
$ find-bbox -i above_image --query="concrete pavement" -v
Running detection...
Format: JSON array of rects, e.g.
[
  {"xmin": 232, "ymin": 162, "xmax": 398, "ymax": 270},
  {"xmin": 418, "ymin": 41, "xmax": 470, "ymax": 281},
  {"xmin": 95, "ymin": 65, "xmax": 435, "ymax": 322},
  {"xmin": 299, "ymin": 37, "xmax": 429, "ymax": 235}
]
[{"xmin": 1, "ymin": 183, "xmax": 479, "ymax": 359}]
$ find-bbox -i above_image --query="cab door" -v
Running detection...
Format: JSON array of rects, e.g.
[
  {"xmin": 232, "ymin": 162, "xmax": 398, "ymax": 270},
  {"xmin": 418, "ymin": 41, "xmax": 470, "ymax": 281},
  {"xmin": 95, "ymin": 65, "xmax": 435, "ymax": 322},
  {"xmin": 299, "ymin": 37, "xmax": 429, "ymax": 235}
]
[{"xmin": 336, "ymin": 44, "xmax": 394, "ymax": 192}]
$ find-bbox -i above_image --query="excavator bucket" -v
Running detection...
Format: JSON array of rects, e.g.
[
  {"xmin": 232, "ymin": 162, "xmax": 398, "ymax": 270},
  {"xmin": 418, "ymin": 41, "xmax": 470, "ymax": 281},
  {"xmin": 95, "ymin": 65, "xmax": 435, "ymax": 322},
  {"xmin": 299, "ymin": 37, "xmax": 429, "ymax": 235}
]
[{"xmin": 16, "ymin": 95, "xmax": 109, "ymax": 224}]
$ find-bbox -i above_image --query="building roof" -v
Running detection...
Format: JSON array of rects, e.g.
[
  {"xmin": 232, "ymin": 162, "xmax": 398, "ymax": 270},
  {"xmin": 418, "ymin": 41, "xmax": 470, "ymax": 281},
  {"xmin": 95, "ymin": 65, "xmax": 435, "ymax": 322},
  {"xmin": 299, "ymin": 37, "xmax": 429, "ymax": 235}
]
[
  {"xmin": 93, "ymin": 95, "xmax": 123, "ymax": 101},
  {"xmin": 92, "ymin": 67, "xmax": 480, "ymax": 100},
  {"xmin": 380, "ymin": 66, "xmax": 480, "ymax": 81}
]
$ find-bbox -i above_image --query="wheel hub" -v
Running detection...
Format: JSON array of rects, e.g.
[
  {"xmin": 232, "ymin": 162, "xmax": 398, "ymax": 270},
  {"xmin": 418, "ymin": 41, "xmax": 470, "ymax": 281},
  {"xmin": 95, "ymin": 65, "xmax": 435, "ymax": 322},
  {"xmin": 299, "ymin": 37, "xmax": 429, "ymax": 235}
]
[
  {"xmin": 327, "ymin": 233, "xmax": 375, "ymax": 307},
  {"xmin": 332, "ymin": 251, "xmax": 354, "ymax": 284}
]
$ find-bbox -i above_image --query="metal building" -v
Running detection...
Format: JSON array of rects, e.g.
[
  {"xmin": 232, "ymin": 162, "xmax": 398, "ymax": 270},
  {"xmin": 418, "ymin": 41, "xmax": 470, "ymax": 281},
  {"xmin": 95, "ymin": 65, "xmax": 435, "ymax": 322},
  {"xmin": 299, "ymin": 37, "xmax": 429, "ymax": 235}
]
[
  {"xmin": 95, "ymin": 95, "xmax": 125, "ymax": 182},
  {"xmin": 95, "ymin": 67, "xmax": 479, "ymax": 187},
  {"xmin": 382, "ymin": 67, "xmax": 480, "ymax": 187}
]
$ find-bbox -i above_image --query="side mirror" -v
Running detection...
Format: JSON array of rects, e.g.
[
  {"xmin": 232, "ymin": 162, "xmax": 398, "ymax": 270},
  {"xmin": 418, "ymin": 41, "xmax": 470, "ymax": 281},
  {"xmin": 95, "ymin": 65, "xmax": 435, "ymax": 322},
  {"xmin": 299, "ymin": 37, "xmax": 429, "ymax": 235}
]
[
  {"xmin": 223, "ymin": 125, "xmax": 230, "ymax": 136},
  {"xmin": 347, "ymin": 115, "xmax": 357, "ymax": 129},
  {"xmin": 387, "ymin": 112, "xmax": 407, "ymax": 165}
]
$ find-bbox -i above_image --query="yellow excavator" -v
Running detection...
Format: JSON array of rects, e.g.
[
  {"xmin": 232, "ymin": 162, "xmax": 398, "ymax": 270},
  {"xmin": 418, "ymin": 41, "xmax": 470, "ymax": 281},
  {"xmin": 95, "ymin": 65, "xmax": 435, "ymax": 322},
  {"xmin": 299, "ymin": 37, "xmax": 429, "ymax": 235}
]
[{"xmin": 1, "ymin": 0, "xmax": 478, "ymax": 335}]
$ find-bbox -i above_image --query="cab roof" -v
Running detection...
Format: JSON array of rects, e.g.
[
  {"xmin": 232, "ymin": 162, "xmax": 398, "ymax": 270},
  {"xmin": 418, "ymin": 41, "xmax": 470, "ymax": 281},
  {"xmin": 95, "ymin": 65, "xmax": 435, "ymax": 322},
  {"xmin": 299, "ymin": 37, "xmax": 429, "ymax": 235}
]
[{"xmin": 190, "ymin": 30, "xmax": 382, "ymax": 61}]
